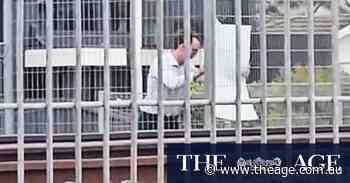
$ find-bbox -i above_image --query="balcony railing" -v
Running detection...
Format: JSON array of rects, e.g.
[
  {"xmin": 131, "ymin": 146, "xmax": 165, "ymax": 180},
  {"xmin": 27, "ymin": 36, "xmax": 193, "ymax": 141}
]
[{"xmin": 2, "ymin": 0, "xmax": 350, "ymax": 183}]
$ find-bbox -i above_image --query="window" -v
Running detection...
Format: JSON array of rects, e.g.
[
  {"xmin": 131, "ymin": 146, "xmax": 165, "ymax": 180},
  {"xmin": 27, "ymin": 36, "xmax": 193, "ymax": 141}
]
[
  {"xmin": 23, "ymin": 0, "xmax": 130, "ymax": 49},
  {"xmin": 142, "ymin": 0, "xmax": 204, "ymax": 48}
]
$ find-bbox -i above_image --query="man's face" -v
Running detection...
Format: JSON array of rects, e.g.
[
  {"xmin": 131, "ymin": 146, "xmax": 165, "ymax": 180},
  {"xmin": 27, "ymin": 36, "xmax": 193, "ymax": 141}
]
[
  {"xmin": 190, "ymin": 37, "xmax": 201, "ymax": 59},
  {"xmin": 177, "ymin": 37, "xmax": 201, "ymax": 65}
]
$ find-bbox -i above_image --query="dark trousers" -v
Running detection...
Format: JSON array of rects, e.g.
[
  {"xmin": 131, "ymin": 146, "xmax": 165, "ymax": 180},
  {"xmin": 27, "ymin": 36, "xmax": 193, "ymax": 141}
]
[{"xmin": 138, "ymin": 111, "xmax": 180, "ymax": 130}]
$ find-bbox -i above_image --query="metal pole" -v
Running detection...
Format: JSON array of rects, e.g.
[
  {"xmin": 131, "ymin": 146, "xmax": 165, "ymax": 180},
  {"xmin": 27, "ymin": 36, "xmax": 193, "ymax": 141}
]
[
  {"xmin": 74, "ymin": 0, "xmax": 83, "ymax": 182},
  {"xmin": 130, "ymin": 0, "xmax": 142, "ymax": 182},
  {"xmin": 45, "ymin": 0, "xmax": 54, "ymax": 182},
  {"xmin": 331, "ymin": 0, "xmax": 340, "ymax": 144},
  {"xmin": 102, "ymin": 0, "xmax": 111, "ymax": 182},
  {"xmin": 284, "ymin": 0, "xmax": 292, "ymax": 144},
  {"xmin": 0, "ymin": 96, "xmax": 342, "ymax": 110},
  {"xmin": 260, "ymin": 0, "xmax": 268, "ymax": 144},
  {"xmin": 98, "ymin": 91, "xmax": 104, "ymax": 133},
  {"xmin": 156, "ymin": 0, "xmax": 165, "ymax": 182},
  {"xmin": 184, "ymin": 0, "xmax": 191, "ymax": 143},
  {"xmin": 204, "ymin": 0, "xmax": 216, "ymax": 143},
  {"xmin": 235, "ymin": 0, "xmax": 242, "ymax": 143},
  {"xmin": 307, "ymin": 0, "xmax": 316, "ymax": 144},
  {"xmin": 3, "ymin": 0, "xmax": 15, "ymax": 135},
  {"xmin": 16, "ymin": 0, "xmax": 25, "ymax": 182}
]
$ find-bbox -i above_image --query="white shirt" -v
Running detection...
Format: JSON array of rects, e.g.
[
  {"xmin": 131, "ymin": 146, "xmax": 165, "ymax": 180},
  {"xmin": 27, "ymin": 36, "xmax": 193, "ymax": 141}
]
[{"xmin": 140, "ymin": 51, "xmax": 195, "ymax": 116}]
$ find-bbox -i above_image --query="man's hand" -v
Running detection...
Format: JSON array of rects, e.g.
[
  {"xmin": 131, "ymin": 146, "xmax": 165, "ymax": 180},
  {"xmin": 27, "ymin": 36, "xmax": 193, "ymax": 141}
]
[
  {"xmin": 241, "ymin": 66, "xmax": 250, "ymax": 78},
  {"xmin": 241, "ymin": 69, "xmax": 250, "ymax": 78},
  {"xmin": 197, "ymin": 65, "xmax": 205, "ymax": 75},
  {"xmin": 194, "ymin": 65, "xmax": 205, "ymax": 82}
]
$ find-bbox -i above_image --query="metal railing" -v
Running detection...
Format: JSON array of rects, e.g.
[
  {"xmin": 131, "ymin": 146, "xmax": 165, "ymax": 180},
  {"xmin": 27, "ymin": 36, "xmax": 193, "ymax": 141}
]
[{"xmin": 0, "ymin": 0, "xmax": 350, "ymax": 182}]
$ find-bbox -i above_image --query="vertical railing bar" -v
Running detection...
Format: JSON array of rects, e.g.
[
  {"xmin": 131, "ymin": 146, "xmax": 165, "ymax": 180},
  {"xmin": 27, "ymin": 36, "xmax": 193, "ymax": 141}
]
[
  {"xmin": 16, "ymin": 0, "xmax": 25, "ymax": 182},
  {"xmin": 75, "ymin": 0, "xmax": 83, "ymax": 182},
  {"xmin": 234, "ymin": 0, "xmax": 242, "ymax": 144},
  {"xmin": 45, "ymin": 0, "xmax": 54, "ymax": 182},
  {"xmin": 307, "ymin": 0, "xmax": 316, "ymax": 144},
  {"xmin": 102, "ymin": 0, "xmax": 111, "ymax": 182},
  {"xmin": 4, "ymin": 0, "xmax": 15, "ymax": 135},
  {"xmin": 156, "ymin": 0, "xmax": 165, "ymax": 182},
  {"xmin": 260, "ymin": 0, "xmax": 268, "ymax": 144},
  {"xmin": 184, "ymin": 0, "xmax": 191, "ymax": 143},
  {"xmin": 284, "ymin": 0, "xmax": 292, "ymax": 144},
  {"xmin": 331, "ymin": 0, "xmax": 340, "ymax": 144},
  {"xmin": 183, "ymin": 2, "xmax": 192, "ymax": 182},
  {"xmin": 210, "ymin": 0, "xmax": 217, "ymax": 144},
  {"xmin": 135, "ymin": 0, "xmax": 144, "ymax": 105},
  {"xmin": 26, "ymin": 0, "xmax": 31, "ymax": 103},
  {"xmin": 130, "ymin": 0, "xmax": 141, "ymax": 182},
  {"xmin": 204, "ymin": 0, "xmax": 216, "ymax": 143}
]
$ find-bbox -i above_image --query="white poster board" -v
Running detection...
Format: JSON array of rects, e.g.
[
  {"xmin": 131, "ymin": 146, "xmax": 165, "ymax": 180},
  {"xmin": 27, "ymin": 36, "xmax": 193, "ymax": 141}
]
[
  {"xmin": 215, "ymin": 20, "xmax": 259, "ymax": 121},
  {"xmin": 339, "ymin": 25, "xmax": 350, "ymax": 74}
]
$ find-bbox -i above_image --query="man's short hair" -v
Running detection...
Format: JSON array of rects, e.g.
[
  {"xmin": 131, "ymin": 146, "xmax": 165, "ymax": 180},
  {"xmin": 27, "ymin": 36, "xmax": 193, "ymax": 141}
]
[{"xmin": 173, "ymin": 31, "xmax": 202, "ymax": 49}]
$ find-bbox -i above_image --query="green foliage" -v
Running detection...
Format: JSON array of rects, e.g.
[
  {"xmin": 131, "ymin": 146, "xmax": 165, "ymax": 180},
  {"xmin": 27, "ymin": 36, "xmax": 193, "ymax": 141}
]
[
  {"xmin": 292, "ymin": 66, "xmax": 308, "ymax": 83},
  {"xmin": 271, "ymin": 66, "xmax": 332, "ymax": 84},
  {"xmin": 291, "ymin": 66, "xmax": 332, "ymax": 83},
  {"xmin": 267, "ymin": 111, "xmax": 284, "ymax": 127},
  {"xmin": 315, "ymin": 68, "xmax": 332, "ymax": 83},
  {"xmin": 266, "ymin": 65, "xmax": 332, "ymax": 126},
  {"xmin": 272, "ymin": 74, "xmax": 284, "ymax": 83},
  {"xmin": 190, "ymin": 81, "xmax": 206, "ymax": 95}
]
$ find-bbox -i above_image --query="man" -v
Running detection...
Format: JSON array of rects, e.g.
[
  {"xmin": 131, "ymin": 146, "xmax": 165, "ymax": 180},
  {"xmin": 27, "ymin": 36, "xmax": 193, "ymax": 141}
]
[{"xmin": 139, "ymin": 33, "xmax": 203, "ymax": 130}]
